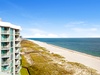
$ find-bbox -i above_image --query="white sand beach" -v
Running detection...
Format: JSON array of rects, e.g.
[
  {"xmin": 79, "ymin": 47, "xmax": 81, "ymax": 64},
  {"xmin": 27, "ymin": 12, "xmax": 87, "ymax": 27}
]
[{"xmin": 29, "ymin": 40, "xmax": 100, "ymax": 73}]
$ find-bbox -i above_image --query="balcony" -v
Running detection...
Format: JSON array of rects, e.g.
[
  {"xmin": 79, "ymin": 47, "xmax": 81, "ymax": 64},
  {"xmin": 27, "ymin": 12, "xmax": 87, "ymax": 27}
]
[
  {"xmin": 15, "ymin": 66, "xmax": 20, "ymax": 72},
  {"xmin": 15, "ymin": 49, "xmax": 20, "ymax": 53},
  {"xmin": 15, "ymin": 54, "xmax": 20, "ymax": 59},
  {"xmin": 1, "ymin": 65, "xmax": 10, "ymax": 72},
  {"xmin": 1, "ymin": 52, "xmax": 10, "ymax": 58},
  {"xmin": 15, "ymin": 70, "xmax": 20, "ymax": 75},
  {"xmin": 1, "ymin": 46, "xmax": 10, "ymax": 50},
  {"xmin": 2, "ymin": 60, "xmax": 10, "ymax": 66},
  {"xmin": 1, "ymin": 31, "xmax": 10, "ymax": 34},
  {"xmin": 15, "ymin": 60, "xmax": 20, "ymax": 65},
  {"xmin": 15, "ymin": 72, "xmax": 20, "ymax": 75},
  {"xmin": 1, "ymin": 55, "xmax": 10, "ymax": 58},
  {"xmin": 15, "ymin": 44, "xmax": 20, "ymax": 47},
  {"xmin": 1, "ymin": 38, "xmax": 10, "ymax": 42},
  {"xmin": 15, "ymin": 32, "xmax": 20, "ymax": 35},
  {"xmin": 15, "ymin": 38, "xmax": 21, "ymax": 41}
]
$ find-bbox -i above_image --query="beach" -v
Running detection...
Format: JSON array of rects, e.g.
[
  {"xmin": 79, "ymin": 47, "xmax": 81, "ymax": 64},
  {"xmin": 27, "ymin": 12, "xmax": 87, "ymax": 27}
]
[{"xmin": 29, "ymin": 40, "xmax": 100, "ymax": 73}]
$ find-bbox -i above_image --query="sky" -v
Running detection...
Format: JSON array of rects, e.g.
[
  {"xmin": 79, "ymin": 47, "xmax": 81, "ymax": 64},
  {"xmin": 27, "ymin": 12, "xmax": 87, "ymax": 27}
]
[{"xmin": 0, "ymin": 0, "xmax": 100, "ymax": 38}]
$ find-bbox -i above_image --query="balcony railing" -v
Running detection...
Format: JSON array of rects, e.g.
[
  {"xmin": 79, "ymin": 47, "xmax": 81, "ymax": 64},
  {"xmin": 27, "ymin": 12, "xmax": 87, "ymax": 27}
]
[
  {"xmin": 1, "ymin": 31, "xmax": 9, "ymax": 34},
  {"xmin": 1, "ymin": 46, "xmax": 9, "ymax": 50},
  {"xmin": 15, "ymin": 69, "xmax": 21, "ymax": 75},
  {"xmin": 1, "ymin": 55, "xmax": 10, "ymax": 58},
  {"xmin": 1, "ymin": 52, "xmax": 10, "ymax": 57},
  {"xmin": 15, "ymin": 38, "xmax": 21, "ymax": 41},
  {"xmin": 15, "ymin": 44, "xmax": 20, "ymax": 47},
  {"xmin": 1, "ymin": 39, "xmax": 10, "ymax": 42},
  {"xmin": 15, "ymin": 55, "xmax": 20, "ymax": 59},
  {"xmin": 15, "ymin": 66, "xmax": 20, "ymax": 71},
  {"xmin": 1, "ymin": 66, "xmax": 10, "ymax": 72},
  {"xmin": 15, "ymin": 60, "xmax": 20, "ymax": 65},
  {"xmin": 15, "ymin": 32, "xmax": 20, "ymax": 35},
  {"xmin": 15, "ymin": 71, "xmax": 19, "ymax": 75},
  {"xmin": 2, "ymin": 61, "xmax": 10, "ymax": 66},
  {"xmin": 15, "ymin": 49, "xmax": 20, "ymax": 53}
]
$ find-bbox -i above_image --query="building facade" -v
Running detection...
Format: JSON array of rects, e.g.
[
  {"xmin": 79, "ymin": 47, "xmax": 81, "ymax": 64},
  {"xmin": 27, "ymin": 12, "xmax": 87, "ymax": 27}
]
[{"xmin": 0, "ymin": 20, "xmax": 21, "ymax": 75}]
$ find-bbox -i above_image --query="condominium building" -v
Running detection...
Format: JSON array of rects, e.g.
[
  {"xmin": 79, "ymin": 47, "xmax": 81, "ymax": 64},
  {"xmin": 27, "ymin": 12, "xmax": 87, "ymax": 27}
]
[{"xmin": 0, "ymin": 19, "xmax": 21, "ymax": 75}]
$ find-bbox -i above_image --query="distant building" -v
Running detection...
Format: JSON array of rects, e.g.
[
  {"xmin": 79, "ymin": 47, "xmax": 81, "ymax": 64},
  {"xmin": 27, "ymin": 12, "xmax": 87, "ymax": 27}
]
[{"xmin": 0, "ymin": 19, "xmax": 21, "ymax": 75}]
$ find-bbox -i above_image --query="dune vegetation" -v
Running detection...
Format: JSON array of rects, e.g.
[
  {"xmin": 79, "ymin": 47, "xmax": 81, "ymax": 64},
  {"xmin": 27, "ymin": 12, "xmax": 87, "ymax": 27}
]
[{"xmin": 20, "ymin": 40, "xmax": 99, "ymax": 75}]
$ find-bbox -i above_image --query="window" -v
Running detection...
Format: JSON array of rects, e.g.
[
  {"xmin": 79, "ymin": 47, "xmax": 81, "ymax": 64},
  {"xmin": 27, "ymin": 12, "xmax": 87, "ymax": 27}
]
[{"xmin": 11, "ymin": 42, "xmax": 13, "ymax": 47}]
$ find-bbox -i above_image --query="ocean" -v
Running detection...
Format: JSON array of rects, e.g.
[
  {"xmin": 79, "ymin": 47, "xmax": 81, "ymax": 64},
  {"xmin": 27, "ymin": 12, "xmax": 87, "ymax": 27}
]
[{"xmin": 28, "ymin": 38, "xmax": 100, "ymax": 57}]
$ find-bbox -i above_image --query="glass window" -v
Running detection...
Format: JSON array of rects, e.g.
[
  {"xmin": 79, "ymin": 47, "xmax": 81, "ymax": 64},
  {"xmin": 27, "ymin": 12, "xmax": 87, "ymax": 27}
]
[
  {"xmin": 10, "ymin": 28, "xmax": 13, "ymax": 34},
  {"xmin": 11, "ymin": 42, "xmax": 13, "ymax": 47}
]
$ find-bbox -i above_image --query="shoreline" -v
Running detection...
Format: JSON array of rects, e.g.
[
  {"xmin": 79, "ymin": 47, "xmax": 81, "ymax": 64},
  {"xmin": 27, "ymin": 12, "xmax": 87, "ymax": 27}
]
[
  {"xmin": 31, "ymin": 40, "xmax": 100, "ymax": 59},
  {"xmin": 40, "ymin": 42, "xmax": 100, "ymax": 59},
  {"xmin": 48, "ymin": 44, "xmax": 100, "ymax": 60},
  {"xmin": 29, "ymin": 39, "xmax": 100, "ymax": 73}
]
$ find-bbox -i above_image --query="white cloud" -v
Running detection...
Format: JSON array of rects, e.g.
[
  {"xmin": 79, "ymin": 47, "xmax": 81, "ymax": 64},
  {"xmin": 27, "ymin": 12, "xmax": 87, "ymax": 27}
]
[
  {"xmin": 21, "ymin": 21, "xmax": 100, "ymax": 38},
  {"xmin": 72, "ymin": 28, "xmax": 98, "ymax": 32},
  {"xmin": 29, "ymin": 28, "xmax": 46, "ymax": 34},
  {"xmin": 22, "ymin": 28, "xmax": 68, "ymax": 38},
  {"xmin": 59, "ymin": 33, "xmax": 68, "ymax": 38},
  {"xmin": 24, "ymin": 33, "xmax": 59, "ymax": 38},
  {"xmin": 32, "ymin": 33, "xmax": 59, "ymax": 38},
  {"xmin": 71, "ymin": 21, "xmax": 84, "ymax": 25},
  {"xmin": 22, "ymin": 27, "xmax": 100, "ymax": 38},
  {"xmin": 64, "ymin": 21, "xmax": 100, "ymax": 37},
  {"xmin": 65, "ymin": 21, "xmax": 85, "ymax": 27}
]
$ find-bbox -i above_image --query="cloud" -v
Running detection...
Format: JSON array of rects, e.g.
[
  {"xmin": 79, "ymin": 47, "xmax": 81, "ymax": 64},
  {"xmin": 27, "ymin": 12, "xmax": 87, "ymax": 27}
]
[
  {"xmin": 67, "ymin": 27, "xmax": 100, "ymax": 38},
  {"xmin": 64, "ymin": 21, "xmax": 100, "ymax": 37},
  {"xmin": 21, "ymin": 21, "xmax": 100, "ymax": 38},
  {"xmin": 22, "ymin": 28, "xmax": 68, "ymax": 38},
  {"xmin": 34, "ymin": 33, "xmax": 59, "ymax": 38},
  {"xmin": 72, "ymin": 28, "xmax": 98, "ymax": 32},
  {"xmin": 65, "ymin": 21, "xmax": 85, "ymax": 27},
  {"xmin": 29, "ymin": 29, "xmax": 46, "ymax": 34},
  {"xmin": 24, "ymin": 33, "xmax": 59, "ymax": 38},
  {"xmin": 71, "ymin": 21, "xmax": 84, "ymax": 25}
]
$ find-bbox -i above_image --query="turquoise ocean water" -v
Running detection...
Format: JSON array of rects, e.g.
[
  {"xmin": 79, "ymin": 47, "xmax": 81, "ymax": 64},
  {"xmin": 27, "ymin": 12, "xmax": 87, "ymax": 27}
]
[{"xmin": 28, "ymin": 38, "xmax": 100, "ymax": 57}]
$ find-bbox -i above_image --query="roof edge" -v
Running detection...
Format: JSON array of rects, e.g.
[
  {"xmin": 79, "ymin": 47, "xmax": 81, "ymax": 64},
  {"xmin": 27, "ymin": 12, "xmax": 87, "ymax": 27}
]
[{"xmin": 0, "ymin": 21, "xmax": 22, "ymax": 30}]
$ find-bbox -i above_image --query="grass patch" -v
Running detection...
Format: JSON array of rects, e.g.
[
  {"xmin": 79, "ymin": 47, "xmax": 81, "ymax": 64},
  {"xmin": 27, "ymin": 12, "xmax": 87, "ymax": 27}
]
[
  {"xmin": 52, "ymin": 53, "xmax": 64, "ymax": 58},
  {"xmin": 20, "ymin": 40, "xmax": 99, "ymax": 75},
  {"xmin": 20, "ymin": 68, "xmax": 29, "ymax": 75},
  {"xmin": 27, "ymin": 63, "xmax": 73, "ymax": 75},
  {"xmin": 30, "ymin": 53, "xmax": 50, "ymax": 63},
  {"xmin": 21, "ymin": 55, "xmax": 30, "ymax": 67}
]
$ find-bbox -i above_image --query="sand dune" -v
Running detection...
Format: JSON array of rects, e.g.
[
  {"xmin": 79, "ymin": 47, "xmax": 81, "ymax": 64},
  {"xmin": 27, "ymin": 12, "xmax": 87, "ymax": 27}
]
[{"xmin": 29, "ymin": 40, "xmax": 100, "ymax": 73}]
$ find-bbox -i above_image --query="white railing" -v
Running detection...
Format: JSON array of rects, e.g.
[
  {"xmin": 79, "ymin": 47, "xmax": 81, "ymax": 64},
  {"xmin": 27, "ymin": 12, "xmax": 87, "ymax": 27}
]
[
  {"xmin": 1, "ymin": 52, "xmax": 10, "ymax": 57},
  {"xmin": 15, "ymin": 49, "xmax": 20, "ymax": 53},
  {"xmin": 2, "ymin": 66, "xmax": 10, "ymax": 72},
  {"xmin": 1, "ymin": 31, "xmax": 9, "ymax": 34},
  {"xmin": 15, "ymin": 66, "xmax": 20, "ymax": 71},
  {"xmin": 15, "ymin": 44, "xmax": 20, "ymax": 47},
  {"xmin": 15, "ymin": 60, "xmax": 20, "ymax": 65},
  {"xmin": 15, "ymin": 32, "xmax": 20, "ymax": 35},
  {"xmin": 15, "ymin": 38, "xmax": 21, "ymax": 41},
  {"xmin": 1, "ymin": 39, "xmax": 9, "ymax": 42},
  {"xmin": 2, "ymin": 60, "xmax": 10, "ymax": 66},
  {"xmin": 15, "ymin": 55, "xmax": 20, "ymax": 59},
  {"xmin": 1, "ymin": 46, "xmax": 9, "ymax": 50}
]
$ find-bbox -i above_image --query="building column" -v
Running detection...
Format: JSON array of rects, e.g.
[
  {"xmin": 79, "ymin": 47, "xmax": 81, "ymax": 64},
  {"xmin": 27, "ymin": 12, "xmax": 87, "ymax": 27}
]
[{"xmin": 0, "ymin": 27, "xmax": 1, "ymax": 71}]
